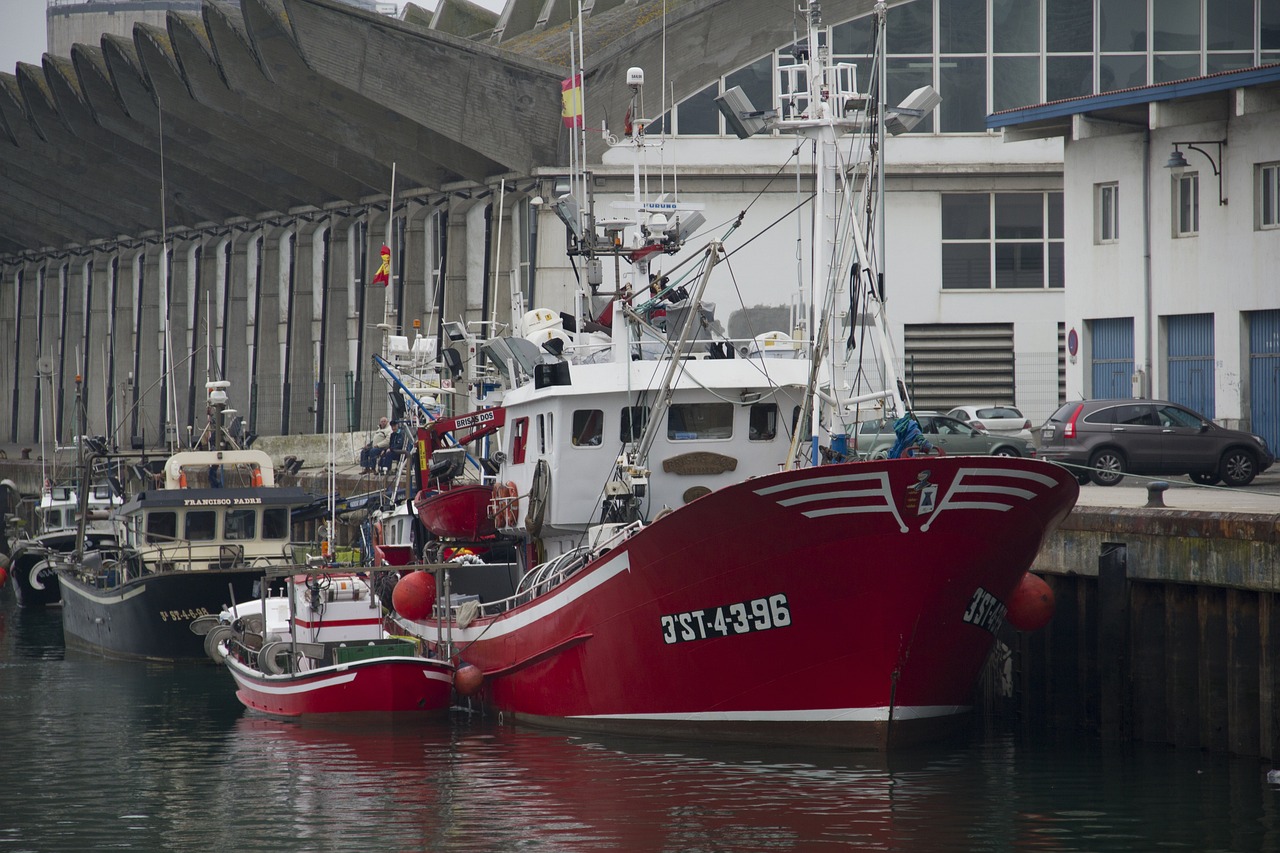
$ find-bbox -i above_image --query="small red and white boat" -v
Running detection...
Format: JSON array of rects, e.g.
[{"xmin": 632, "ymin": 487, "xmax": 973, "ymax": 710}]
[{"xmin": 196, "ymin": 570, "xmax": 454, "ymax": 718}]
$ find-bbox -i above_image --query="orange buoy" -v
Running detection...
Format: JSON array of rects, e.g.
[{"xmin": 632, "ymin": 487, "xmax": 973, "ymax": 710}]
[
  {"xmin": 454, "ymin": 664, "xmax": 484, "ymax": 697},
  {"xmin": 1006, "ymin": 572, "xmax": 1055, "ymax": 632},
  {"xmin": 391, "ymin": 570, "xmax": 435, "ymax": 621}
]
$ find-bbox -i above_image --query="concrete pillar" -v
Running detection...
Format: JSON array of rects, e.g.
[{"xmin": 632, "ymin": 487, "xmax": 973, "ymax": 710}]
[
  {"xmin": 222, "ymin": 233, "xmax": 252, "ymax": 432},
  {"xmin": 259, "ymin": 227, "xmax": 292, "ymax": 437},
  {"xmin": 81, "ymin": 255, "xmax": 112, "ymax": 439}
]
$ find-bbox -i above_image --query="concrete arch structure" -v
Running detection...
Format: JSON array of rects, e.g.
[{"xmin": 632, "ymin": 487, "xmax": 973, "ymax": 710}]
[{"xmin": 0, "ymin": 0, "xmax": 885, "ymax": 447}]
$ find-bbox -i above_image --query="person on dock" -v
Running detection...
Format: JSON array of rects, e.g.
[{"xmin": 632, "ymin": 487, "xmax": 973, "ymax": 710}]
[{"xmin": 360, "ymin": 417, "xmax": 391, "ymax": 474}]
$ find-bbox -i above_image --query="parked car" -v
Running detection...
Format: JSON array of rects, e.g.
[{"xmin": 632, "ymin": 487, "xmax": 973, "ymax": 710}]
[
  {"xmin": 946, "ymin": 404, "xmax": 1034, "ymax": 441},
  {"xmin": 852, "ymin": 412, "xmax": 1037, "ymax": 459},
  {"xmin": 1037, "ymin": 399, "xmax": 1275, "ymax": 487}
]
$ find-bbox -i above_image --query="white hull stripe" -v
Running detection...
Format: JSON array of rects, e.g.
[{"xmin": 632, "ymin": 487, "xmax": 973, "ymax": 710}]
[
  {"xmin": 424, "ymin": 550, "xmax": 632, "ymax": 643},
  {"xmin": 569, "ymin": 705, "xmax": 971, "ymax": 723},
  {"xmin": 227, "ymin": 661, "xmax": 451, "ymax": 695},
  {"xmin": 60, "ymin": 580, "xmax": 148, "ymax": 605}
]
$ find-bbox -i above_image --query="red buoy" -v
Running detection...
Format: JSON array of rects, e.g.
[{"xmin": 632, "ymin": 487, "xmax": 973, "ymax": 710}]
[
  {"xmin": 1006, "ymin": 572, "xmax": 1055, "ymax": 632},
  {"xmin": 391, "ymin": 571, "xmax": 435, "ymax": 621},
  {"xmin": 454, "ymin": 664, "xmax": 484, "ymax": 697},
  {"xmin": 0, "ymin": 566, "xmax": 7, "ymax": 588}
]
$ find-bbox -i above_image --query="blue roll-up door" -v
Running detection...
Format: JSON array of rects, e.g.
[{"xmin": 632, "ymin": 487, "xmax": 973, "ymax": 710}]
[
  {"xmin": 1249, "ymin": 310, "xmax": 1280, "ymax": 456},
  {"xmin": 1166, "ymin": 313, "xmax": 1215, "ymax": 417},
  {"xmin": 1089, "ymin": 317, "xmax": 1134, "ymax": 399}
]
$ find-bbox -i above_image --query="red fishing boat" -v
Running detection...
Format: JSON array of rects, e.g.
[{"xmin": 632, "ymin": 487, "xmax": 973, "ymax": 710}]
[{"xmin": 387, "ymin": 2, "xmax": 1077, "ymax": 748}]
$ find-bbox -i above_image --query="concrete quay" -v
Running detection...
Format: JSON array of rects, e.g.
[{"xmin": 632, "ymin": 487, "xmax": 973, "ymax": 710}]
[{"xmin": 1013, "ymin": 470, "xmax": 1280, "ymax": 759}]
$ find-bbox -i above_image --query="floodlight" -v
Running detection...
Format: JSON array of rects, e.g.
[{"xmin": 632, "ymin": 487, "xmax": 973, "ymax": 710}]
[
  {"xmin": 715, "ymin": 86, "xmax": 772, "ymax": 139},
  {"xmin": 885, "ymin": 85, "xmax": 941, "ymax": 135}
]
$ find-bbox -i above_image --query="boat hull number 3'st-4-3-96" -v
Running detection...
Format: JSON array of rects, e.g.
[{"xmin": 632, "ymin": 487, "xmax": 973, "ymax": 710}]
[{"xmin": 660, "ymin": 594, "xmax": 792, "ymax": 644}]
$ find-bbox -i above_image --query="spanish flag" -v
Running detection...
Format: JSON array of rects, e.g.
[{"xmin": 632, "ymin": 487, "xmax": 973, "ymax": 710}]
[
  {"xmin": 561, "ymin": 74, "xmax": 583, "ymax": 129},
  {"xmin": 372, "ymin": 244, "xmax": 390, "ymax": 286}
]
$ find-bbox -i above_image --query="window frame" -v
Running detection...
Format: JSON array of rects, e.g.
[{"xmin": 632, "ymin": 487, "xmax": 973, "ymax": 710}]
[
  {"xmin": 941, "ymin": 191, "xmax": 1063, "ymax": 290},
  {"xmin": 1174, "ymin": 172, "xmax": 1200, "ymax": 237},
  {"xmin": 1096, "ymin": 182, "xmax": 1120, "ymax": 243},
  {"xmin": 1259, "ymin": 162, "xmax": 1280, "ymax": 230}
]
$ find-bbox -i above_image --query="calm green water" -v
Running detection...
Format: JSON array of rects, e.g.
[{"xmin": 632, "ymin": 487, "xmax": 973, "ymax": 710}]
[{"xmin": 3, "ymin": 593, "xmax": 1280, "ymax": 852}]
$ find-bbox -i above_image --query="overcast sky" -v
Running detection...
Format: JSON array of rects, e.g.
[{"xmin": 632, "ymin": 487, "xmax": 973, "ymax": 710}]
[{"xmin": 0, "ymin": 0, "xmax": 507, "ymax": 71}]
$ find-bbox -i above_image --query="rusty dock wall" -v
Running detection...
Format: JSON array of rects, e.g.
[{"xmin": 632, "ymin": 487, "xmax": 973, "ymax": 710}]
[{"xmin": 1002, "ymin": 505, "xmax": 1280, "ymax": 758}]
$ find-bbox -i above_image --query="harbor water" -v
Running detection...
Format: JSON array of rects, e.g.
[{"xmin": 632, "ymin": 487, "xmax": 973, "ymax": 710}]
[{"xmin": 4, "ymin": 594, "xmax": 1280, "ymax": 852}]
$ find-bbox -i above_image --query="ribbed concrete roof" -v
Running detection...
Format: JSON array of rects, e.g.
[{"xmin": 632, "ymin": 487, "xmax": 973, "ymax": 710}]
[{"xmin": 0, "ymin": 0, "xmax": 887, "ymax": 258}]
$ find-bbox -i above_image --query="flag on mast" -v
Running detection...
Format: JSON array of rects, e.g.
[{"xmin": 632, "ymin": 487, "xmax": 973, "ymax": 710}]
[
  {"xmin": 561, "ymin": 74, "xmax": 583, "ymax": 128},
  {"xmin": 372, "ymin": 244, "xmax": 391, "ymax": 286}
]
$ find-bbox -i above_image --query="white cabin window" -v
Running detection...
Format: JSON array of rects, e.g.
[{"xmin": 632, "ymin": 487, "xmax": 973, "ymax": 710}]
[
  {"xmin": 749, "ymin": 403, "xmax": 779, "ymax": 441},
  {"xmin": 620, "ymin": 406, "xmax": 649, "ymax": 442},
  {"xmin": 146, "ymin": 512, "xmax": 177, "ymax": 543},
  {"xmin": 262, "ymin": 508, "xmax": 289, "ymax": 540},
  {"xmin": 571, "ymin": 409, "xmax": 603, "ymax": 446},
  {"xmin": 668, "ymin": 403, "xmax": 734, "ymax": 440},
  {"xmin": 1173, "ymin": 173, "xmax": 1199, "ymax": 237},
  {"xmin": 537, "ymin": 413, "xmax": 553, "ymax": 454},
  {"xmin": 225, "ymin": 508, "xmax": 257, "ymax": 541},
  {"xmin": 185, "ymin": 510, "xmax": 217, "ymax": 541}
]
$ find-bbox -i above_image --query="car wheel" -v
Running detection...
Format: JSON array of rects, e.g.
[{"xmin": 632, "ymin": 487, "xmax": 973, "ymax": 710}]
[
  {"xmin": 992, "ymin": 447, "xmax": 1020, "ymax": 458},
  {"xmin": 1219, "ymin": 449, "xmax": 1258, "ymax": 487},
  {"xmin": 1088, "ymin": 449, "xmax": 1126, "ymax": 486},
  {"xmin": 1189, "ymin": 472, "xmax": 1220, "ymax": 486},
  {"xmin": 1075, "ymin": 472, "xmax": 1092, "ymax": 486}
]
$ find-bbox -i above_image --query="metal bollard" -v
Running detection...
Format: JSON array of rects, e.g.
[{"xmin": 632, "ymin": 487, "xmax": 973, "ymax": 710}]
[{"xmin": 1144, "ymin": 480, "xmax": 1169, "ymax": 508}]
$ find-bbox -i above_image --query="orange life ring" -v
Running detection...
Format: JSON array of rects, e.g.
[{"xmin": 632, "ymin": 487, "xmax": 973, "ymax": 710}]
[
  {"xmin": 493, "ymin": 481, "xmax": 519, "ymax": 528},
  {"xmin": 251, "ymin": 466, "xmax": 264, "ymax": 487}
]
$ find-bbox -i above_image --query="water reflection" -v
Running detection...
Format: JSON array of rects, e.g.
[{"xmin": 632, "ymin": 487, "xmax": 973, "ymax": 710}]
[{"xmin": 3, "ymin": 594, "xmax": 1280, "ymax": 851}]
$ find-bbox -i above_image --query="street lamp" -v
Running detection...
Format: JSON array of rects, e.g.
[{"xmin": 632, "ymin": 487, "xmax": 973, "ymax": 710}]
[{"xmin": 1165, "ymin": 139, "xmax": 1227, "ymax": 205}]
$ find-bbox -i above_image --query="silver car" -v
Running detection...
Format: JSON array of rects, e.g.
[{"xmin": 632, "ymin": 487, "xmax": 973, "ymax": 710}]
[
  {"xmin": 852, "ymin": 412, "xmax": 1037, "ymax": 459},
  {"xmin": 946, "ymin": 405, "xmax": 1034, "ymax": 441}
]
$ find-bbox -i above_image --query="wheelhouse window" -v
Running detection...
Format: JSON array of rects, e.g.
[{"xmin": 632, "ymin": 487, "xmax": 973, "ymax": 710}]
[
  {"xmin": 1260, "ymin": 163, "xmax": 1280, "ymax": 230},
  {"xmin": 146, "ymin": 511, "xmax": 177, "ymax": 543},
  {"xmin": 749, "ymin": 403, "xmax": 779, "ymax": 441},
  {"xmin": 571, "ymin": 409, "xmax": 603, "ymax": 446},
  {"xmin": 1174, "ymin": 173, "xmax": 1199, "ymax": 236},
  {"xmin": 262, "ymin": 508, "xmax": 289, "ymax": 540},
  {"xmin": 224, "ymin": 508, "xmax": 257, "ymax": 541},
  {"xmin": 667, "ymin": 403, "xmax": 734, "ymax": 440},
  {"xmin": 1096, "ymin": 183, "xmax": 1120, "ymax": 243},
  {"xmin": 537, "ymin": 413, "xmax": 552, "ymax": 454},
  {"xmin": 511, "ymin": 417, "xmax": 529, "ymax": 464},
  {"xmin": 620, "ymin": 406, "xmax": 649, "ymax": 442},
  {"xmin": 185, "ymin": 510, "xmax": 217, "ymax": 541}
]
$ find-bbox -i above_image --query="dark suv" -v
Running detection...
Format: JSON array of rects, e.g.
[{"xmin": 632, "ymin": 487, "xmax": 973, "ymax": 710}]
[{"xmin": 1038, "ymin": 399, "xmax": 1274, "ymax": 487}]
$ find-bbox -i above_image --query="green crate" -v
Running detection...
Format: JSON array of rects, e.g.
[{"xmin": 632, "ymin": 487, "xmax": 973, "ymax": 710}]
[{"xmin": 334, "ymin": 639, "xmax": 417, "ymax": 664}]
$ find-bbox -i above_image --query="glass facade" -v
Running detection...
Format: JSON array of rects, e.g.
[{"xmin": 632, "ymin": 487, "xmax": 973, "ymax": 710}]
[{"xmin": 662, "ymin": 0, "xmax": 1279, "ymax": 135}]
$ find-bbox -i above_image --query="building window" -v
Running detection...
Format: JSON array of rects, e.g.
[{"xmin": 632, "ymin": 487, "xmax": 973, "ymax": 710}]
[
  {"xmin": 1096, "ymin": 183, "xmax": 1120, "ymax": 243},
  {"xmin": 941, "ymin": 192, "xmax": 1064, "ymax": 289},
  {"xmin": 1260, "ymin": 163, "xmax": 1280, "ymax": 229},
  {"xmin": 1174, "ymin": 173, "xmax": 1200, "ymax": 236}
]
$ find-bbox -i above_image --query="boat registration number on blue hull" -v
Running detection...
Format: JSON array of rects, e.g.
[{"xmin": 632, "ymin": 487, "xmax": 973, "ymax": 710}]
[{"xmin": 660, "ymin": 594, "xmax": 791, "ymax": 644}]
